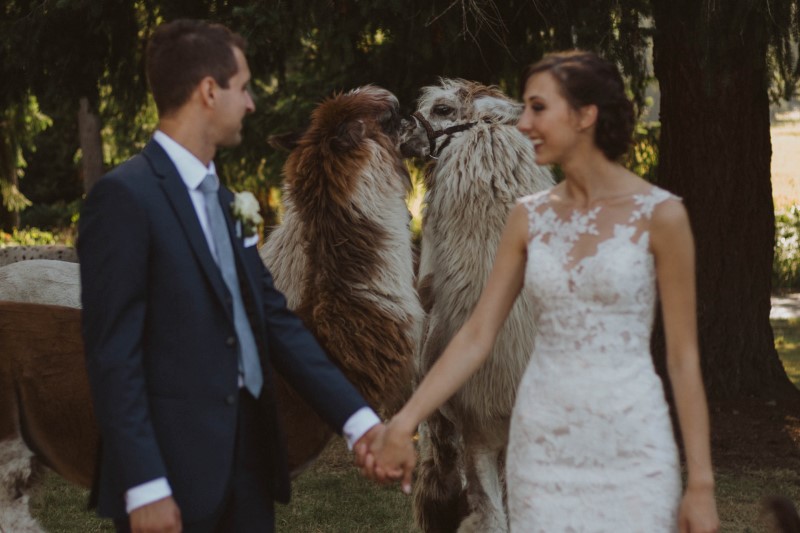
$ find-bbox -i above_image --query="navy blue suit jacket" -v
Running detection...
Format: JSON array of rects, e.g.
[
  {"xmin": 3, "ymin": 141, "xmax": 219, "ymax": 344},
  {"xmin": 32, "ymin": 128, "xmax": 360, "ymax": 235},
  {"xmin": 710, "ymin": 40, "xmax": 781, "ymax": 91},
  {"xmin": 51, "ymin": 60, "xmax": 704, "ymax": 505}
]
[{"xmin": 78, "ymin": 140, "xmax": 368, "ymax": 521}]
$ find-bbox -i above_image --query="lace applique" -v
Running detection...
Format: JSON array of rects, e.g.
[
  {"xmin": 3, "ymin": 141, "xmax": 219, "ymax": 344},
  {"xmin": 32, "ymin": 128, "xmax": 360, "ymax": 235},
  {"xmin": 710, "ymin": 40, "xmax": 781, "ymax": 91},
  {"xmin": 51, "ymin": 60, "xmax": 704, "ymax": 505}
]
[
  {"xmin": 508, "ymin": 185, "xmax": 682, "ymax": 532},
  {"xmin": 528, "ymin": 202, "xmax": 600, "ymax": 268},
  {"xmin": 629, "ymin": 187, "xmax": 676, "ymax": 223}
]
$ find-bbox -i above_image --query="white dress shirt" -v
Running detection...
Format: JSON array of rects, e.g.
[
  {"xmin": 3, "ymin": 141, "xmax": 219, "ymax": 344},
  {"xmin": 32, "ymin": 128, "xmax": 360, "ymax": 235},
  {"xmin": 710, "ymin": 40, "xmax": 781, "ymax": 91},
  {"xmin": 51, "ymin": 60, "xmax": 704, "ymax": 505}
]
[{"xmin": 125, "ymin": 131, "xmax": 380, "ymax": 513}]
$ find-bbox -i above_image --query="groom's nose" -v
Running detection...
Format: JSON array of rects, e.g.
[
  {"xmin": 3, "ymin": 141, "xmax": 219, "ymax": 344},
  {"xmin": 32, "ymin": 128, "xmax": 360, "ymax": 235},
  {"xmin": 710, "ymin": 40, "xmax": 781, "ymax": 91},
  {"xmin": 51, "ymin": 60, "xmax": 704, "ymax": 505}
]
[{"xmin": 246, "ymin": 89, "xmax": 255, "ymax": 113}]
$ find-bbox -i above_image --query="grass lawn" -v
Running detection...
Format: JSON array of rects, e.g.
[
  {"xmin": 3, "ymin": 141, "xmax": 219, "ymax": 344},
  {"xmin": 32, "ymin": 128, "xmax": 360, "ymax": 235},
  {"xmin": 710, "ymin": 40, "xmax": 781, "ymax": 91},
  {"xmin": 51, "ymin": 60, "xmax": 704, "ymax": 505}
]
[
  {"xmin": 28, "ymin": 447, "xmax": 800, "ymax": 533},
  {"xmin": 29, "ymin": 439, "xmax": 415, "ymax": 532},
  {"xmin": 715, "ymin": 466, "xmax": 800, "ymax": 533},
  {"xmin": 773, "ymin": 318, "xmax": 800, "ymax": 388},
  {"xmin": 27, "ymin": 318, "xmax": 800, "ymax": 532}
]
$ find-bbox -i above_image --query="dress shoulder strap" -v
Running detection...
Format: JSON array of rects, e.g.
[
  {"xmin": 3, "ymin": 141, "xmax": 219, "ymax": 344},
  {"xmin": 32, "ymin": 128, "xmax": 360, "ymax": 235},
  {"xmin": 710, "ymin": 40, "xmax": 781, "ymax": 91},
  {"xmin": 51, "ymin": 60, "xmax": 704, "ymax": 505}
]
[
  {"xmin": 516, "ymin": 189, "xmax": 551, "ymax": 210},
  {"xmin": 629, "ymin": 186, "xmax": 681, "ymax": 223},
  {"xmin": 516, "ymin": 189, "xmax": 553, "ymax": 238}
]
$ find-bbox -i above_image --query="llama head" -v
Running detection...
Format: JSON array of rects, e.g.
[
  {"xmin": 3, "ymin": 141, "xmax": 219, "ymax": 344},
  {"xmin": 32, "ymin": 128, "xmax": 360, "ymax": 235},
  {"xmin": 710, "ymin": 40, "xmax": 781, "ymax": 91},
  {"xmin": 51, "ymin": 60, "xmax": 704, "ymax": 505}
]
[
  {"xmin": 278, "ymin": 85, "xmax": 410, "ymax": 208},
  {"xmin": 400, "ymin": 78, "xmax": 523, "ymax": 159}
]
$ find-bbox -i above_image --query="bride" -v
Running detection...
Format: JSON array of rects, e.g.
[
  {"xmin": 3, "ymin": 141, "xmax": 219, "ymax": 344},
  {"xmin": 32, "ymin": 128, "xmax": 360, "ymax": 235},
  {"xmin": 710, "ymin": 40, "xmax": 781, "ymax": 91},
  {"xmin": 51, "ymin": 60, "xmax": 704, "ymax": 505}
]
[{"xmin": 362, "ymin": 50, "xmax": 719, "ymax": 532}]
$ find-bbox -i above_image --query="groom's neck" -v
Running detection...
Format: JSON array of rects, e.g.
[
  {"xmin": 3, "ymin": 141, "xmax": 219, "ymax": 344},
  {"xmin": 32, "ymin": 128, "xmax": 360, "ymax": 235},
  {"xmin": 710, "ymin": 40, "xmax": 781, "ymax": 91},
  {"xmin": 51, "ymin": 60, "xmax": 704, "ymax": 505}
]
[{"xmin": 157, "ymin": 113, "xmax": 216, "ymax": 167}]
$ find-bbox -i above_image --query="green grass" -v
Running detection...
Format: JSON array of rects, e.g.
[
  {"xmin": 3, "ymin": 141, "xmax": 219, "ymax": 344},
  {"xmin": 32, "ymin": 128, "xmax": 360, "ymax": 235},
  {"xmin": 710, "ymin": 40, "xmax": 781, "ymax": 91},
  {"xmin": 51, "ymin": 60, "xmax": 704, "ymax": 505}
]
[
  {"xmin": 715, "ymin": 467, "xmax": 800, "ymax": 533},
  {"xmin": 274, "ymin": 440, "xmax": 415, "ymax": 532},
  {"xmin": 30, "ymin": 444, "xmax": 800, "ymax": 533},
  {"xmin": 28, "ymin": 439, "xmax": 415, "ymax": 532},
  {"xmin": 29, "ymin": 474, "xmax": 114, "ymax": 532},
  {"xmin": 773, "ymin": 318, "xmax": 800, "ymax": 388},
  {"xmin": 27, "ymin": 319, "xmax": 800, "ymax": 532}
]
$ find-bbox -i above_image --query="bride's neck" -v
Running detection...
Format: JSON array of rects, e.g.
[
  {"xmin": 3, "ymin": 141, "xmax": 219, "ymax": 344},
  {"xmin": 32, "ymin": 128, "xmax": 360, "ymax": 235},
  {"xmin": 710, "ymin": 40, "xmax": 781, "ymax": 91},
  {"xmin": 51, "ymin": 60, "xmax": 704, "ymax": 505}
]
[{"xmin": 560, "ymin": 153, "xmax": 628, "ymax": 205}]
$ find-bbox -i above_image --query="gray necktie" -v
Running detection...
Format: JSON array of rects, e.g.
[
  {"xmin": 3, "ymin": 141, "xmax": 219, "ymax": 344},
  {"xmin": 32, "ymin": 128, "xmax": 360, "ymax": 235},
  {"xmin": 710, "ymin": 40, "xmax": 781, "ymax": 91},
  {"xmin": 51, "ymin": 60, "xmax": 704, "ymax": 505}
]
[{"xmin": 198, "ymin": 173, "xmax": 263, "ymax": 397}]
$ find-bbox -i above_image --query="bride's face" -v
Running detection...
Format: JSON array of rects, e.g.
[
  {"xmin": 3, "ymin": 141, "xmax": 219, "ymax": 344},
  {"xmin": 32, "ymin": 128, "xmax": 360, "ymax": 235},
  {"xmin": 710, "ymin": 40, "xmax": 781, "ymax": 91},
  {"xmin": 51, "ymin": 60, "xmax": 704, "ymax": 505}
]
[{"xmin": 517, "ymin": 72, "xmax": 587, "ymax": 166}]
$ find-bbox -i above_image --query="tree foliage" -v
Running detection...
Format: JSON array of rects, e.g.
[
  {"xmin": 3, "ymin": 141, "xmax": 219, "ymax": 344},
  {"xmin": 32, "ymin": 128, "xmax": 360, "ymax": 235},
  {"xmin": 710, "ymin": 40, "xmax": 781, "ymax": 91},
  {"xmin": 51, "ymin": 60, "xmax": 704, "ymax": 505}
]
[
  {"xmin": 1, "ymin": 0, "xmax": 799, "ymax": 397},
  {"xmin": 2, "ymin": 0, "xmax": 799, "ymax": 210}
]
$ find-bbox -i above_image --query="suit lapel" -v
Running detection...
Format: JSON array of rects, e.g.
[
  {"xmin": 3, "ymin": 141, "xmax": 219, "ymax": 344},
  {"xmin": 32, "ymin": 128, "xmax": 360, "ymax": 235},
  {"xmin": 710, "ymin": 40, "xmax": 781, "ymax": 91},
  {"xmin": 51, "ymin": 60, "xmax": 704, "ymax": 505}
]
[{"xmin": 142, "ymin": 141, "xmax": 231, "ymax": 314}]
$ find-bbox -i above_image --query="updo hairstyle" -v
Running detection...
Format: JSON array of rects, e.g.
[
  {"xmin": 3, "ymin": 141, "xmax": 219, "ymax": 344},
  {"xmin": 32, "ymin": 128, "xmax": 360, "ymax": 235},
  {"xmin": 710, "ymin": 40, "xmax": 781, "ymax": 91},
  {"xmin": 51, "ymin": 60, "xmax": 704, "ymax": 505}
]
[{"xmin": 520, "ymin": 51, "xmax": 635, "ymax": 161}]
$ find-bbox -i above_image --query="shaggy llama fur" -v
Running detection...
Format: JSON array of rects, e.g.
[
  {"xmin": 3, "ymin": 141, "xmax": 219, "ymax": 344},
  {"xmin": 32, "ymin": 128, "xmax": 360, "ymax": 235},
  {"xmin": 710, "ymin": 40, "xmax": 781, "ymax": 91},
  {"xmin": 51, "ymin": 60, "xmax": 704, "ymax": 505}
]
[
  {"xmin": 0, "ymin": 260, "xmax": 81, "ymax": 307},
  {"xmin": 763, "ymin": 496, "xmax": 800, "ymax": 532},
  {"xmin": 261, "ymin": 85, "xmax": 422, "ymax": 469},
  {"xmin": 0, "ymin": 439, "xmax": 43, "ymax": 532},
  {"xmin": 0, "ymin": 261, "xmax": 85, "ymax": 532},
  {"xmin": 401, "ymin": 78, "xmax": 554, "ymax": 533},
  {"xmin": 0, "ymin": 245, "xmax": 78, "ymax": 267}
]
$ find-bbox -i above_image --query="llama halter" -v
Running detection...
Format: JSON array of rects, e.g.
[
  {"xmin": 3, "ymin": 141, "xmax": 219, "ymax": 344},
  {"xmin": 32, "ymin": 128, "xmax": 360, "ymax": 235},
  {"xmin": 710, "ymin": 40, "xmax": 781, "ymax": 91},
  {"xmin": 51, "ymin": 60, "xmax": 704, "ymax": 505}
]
[{"xmin": 411, "ymin": 111, "xmax": 481, "ymax": 158}]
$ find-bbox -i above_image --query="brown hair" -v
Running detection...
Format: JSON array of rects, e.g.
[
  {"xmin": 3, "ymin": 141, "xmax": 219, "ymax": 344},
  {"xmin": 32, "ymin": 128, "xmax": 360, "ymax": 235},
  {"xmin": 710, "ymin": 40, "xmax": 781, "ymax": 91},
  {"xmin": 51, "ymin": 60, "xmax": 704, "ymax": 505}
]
[
  {"xmin": 145, "ymin": 19, "xmax": 247, "ymax": 116},
  {"xmin": 520, "ymin": 50, "xmax": 634, "ymax": 161}
]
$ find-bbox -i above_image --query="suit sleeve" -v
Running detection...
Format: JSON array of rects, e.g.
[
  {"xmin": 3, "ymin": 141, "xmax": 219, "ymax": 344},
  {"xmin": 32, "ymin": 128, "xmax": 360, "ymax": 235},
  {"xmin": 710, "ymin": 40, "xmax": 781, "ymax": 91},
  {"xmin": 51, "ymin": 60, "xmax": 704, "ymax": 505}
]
[
  {"xmin": 256, "ymin": 263, "xmax": 370, "ymax": 433},
  {"xmin": 78, "ymin": 175, "xmax": 167, "ymax": 491}
]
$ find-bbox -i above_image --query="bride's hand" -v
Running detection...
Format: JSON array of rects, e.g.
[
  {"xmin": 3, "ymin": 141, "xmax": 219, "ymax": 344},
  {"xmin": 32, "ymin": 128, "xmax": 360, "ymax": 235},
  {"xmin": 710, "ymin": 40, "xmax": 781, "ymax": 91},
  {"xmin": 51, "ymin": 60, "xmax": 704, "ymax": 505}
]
[
  {"xmin": 369, "ymin": 416, "xmax": 417, "ymax": 493},
  {"xmin": 678, "ymin": 484, "xmax": 719, "ymax": 533}
]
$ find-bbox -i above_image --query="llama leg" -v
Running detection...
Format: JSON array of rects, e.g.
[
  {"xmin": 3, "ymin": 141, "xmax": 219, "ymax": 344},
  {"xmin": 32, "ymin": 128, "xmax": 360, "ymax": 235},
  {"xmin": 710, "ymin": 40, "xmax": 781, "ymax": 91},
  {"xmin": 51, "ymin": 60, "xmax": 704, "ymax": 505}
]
[
  {"xmin": 0, "ymin": 437, "xmax": 45, "ymax": 533},
  {"xmin": 412, "ymin": 411, "xmax": 466, "ymax": 533},
  {"xmin": 457, "ymin": 445, "xmax": 508, "ymax": 533}
]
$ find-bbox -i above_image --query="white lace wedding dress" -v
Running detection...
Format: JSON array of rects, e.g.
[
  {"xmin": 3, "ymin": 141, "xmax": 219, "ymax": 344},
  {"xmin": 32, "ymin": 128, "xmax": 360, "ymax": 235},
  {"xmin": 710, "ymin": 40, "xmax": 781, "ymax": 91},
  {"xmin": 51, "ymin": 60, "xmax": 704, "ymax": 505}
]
[{"xmin": 507, "ymin": 186, "xmax": 682, "ymax": 532}]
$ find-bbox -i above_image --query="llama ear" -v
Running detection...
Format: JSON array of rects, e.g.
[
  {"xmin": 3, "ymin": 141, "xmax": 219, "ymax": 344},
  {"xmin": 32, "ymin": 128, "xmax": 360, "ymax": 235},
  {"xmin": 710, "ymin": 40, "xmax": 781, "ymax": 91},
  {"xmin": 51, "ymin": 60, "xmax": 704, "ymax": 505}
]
[
  {"xmin": 330, "ymin": 120, "xmax": 366, "ymax": 153},
  {"xmin": 268, "ymin": 131, "xmax": 304, "ymax": 152}
]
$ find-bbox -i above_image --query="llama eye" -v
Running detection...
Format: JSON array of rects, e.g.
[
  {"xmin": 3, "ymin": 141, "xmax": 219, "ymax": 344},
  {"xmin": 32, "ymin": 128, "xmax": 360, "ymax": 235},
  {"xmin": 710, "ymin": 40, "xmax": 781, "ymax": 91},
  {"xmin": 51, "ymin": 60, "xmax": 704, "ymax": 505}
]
[
  {"xmin": 378, "ymin": 109, "xmax": 394, "ymax": 124},
  {"xmin": 432, "ymin": 104, "xmax": 453, "ymax": 116},
  {"xmin": 378, "ymin": 108, "xmax": 399, "ymax": 133}
]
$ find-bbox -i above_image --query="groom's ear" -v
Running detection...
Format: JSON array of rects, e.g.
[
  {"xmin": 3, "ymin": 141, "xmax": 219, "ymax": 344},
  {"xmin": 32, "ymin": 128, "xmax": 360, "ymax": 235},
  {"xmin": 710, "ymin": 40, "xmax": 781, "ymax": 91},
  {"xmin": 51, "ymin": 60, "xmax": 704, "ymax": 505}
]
[{"xmin": 197, "ymin": 76, "xmax": 218, "ymax": 108}]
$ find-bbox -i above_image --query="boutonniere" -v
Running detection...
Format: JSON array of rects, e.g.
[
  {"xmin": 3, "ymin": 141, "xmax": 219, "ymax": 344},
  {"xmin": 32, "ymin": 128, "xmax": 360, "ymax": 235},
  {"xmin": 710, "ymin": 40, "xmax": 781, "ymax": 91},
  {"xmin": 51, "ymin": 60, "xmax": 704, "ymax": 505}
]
[{"xmin": 230, "ymin": 191, "xmax": 264, "ymax": 238}]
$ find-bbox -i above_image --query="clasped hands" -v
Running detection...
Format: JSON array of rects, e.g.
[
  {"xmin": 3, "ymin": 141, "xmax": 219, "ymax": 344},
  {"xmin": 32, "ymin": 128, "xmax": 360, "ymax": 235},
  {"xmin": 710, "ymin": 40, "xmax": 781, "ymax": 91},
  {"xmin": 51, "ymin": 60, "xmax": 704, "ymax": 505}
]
[{"xmin": 354, "ymin": 419, "xmax": 416, "ymax": 494}]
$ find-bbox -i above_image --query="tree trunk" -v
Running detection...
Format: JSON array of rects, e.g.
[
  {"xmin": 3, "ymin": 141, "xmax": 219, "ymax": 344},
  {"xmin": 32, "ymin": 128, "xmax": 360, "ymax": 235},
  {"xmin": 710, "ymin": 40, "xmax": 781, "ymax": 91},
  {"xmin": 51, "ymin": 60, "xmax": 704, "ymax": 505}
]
[
  {"xmin": 78, "ymin": 97, "xmax": 104, "ymax": 194},
  {"xmin": 651, "ymin": 1, "xmax": 795, "ymax": 399}
]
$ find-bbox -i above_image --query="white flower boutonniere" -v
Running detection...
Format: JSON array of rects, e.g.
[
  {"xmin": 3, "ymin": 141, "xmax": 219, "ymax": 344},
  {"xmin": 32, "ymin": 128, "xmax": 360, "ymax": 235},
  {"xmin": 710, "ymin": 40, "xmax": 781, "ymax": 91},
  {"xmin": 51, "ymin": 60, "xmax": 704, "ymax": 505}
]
[{"xmin": 230, "ymin": 191, "xmax": 264, "ymax": 238}]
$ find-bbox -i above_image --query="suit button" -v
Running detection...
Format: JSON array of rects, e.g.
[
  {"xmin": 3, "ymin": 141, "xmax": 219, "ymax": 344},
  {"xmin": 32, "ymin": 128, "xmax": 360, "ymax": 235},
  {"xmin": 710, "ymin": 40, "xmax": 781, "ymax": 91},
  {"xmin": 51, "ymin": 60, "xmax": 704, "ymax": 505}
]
[
  {"xmin": 225, "ymin": 394, "xmax": 236, "ymax": 405},
  {"xmin": 226, "ymin": 336, "xmax": 236, "ymax": 347}
]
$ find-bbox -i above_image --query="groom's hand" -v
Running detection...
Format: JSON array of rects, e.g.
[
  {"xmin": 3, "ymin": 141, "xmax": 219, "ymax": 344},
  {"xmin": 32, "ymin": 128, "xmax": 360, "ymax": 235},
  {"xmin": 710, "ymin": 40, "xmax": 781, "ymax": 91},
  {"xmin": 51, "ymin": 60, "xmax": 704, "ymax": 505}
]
[
  {"xmin": 355, "ymin": 422, "xmax": 415, "ymax": 494},
  {"xmin": 373, "ymin": 425, "xmax": 416, "ymax": 495},
  {"xmin": 130, "ymin": 495, "xmax": 182, "ymax": 533},
  {"xmin": 354, "ymin": 423, "xmax": 390, "ymax": 482}
]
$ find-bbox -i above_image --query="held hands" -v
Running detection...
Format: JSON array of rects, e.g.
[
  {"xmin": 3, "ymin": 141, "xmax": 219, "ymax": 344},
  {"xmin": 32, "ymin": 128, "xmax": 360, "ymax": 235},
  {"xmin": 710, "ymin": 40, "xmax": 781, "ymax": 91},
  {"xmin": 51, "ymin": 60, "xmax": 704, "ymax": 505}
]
[
  {"xmin": 678, "ymin": 484, "xmax": 719, "ymax": 533},
  {"xmin": 129, "ymin": 495, "xmax": 182, "ymax": 533},
  {"xmin": 354, "ymin": 420, "xmax": 416, "ymax": 494}
]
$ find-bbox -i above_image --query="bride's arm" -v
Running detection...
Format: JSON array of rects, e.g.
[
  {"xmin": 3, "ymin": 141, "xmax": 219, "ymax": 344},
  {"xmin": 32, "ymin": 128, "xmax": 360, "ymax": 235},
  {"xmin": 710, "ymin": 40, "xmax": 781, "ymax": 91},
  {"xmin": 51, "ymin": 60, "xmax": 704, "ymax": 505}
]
[
  {"xmin": 365, "ymin": 203, "xmax": 530, "ymax": 487},
  {"xmin": 651, "ymin": 199, "xmax": 719, "ymax": 533}
]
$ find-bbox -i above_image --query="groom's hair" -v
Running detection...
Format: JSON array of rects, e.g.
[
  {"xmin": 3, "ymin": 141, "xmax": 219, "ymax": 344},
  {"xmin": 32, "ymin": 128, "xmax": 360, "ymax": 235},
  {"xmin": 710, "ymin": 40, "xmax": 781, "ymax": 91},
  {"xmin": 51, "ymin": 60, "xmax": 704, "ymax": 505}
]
[{"xmin": 146, "ymin": 19, "xmax": 247, "ymax": 116}]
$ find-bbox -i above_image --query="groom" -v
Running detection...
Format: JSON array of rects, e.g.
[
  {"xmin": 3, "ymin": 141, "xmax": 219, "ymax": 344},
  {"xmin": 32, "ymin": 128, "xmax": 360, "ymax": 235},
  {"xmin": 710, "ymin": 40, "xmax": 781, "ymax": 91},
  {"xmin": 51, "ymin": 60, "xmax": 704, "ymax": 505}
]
[{"xmin": 78, "ymin": 19, "xmax": 402, "ymax": 533}]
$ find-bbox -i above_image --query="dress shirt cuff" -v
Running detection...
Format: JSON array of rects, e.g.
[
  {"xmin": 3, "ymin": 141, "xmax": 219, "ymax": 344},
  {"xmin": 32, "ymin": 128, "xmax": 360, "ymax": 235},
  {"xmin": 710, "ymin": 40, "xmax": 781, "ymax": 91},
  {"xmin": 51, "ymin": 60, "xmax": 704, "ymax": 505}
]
[
  {"xmin": 125, "ymin": 477, "xmax": 173, "ymax": 514},
  {"xmin": 343, "ymin": 407, "xmax": 381, "ymax": 450}
]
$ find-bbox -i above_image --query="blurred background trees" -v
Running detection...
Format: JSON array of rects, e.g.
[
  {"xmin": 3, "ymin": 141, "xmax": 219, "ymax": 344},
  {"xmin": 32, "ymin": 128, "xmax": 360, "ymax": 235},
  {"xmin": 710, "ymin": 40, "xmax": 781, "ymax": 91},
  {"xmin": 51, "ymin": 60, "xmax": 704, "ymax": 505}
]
[{"xmin": 0, "ymin": 0, "xmax": 799, "ymax": 398}]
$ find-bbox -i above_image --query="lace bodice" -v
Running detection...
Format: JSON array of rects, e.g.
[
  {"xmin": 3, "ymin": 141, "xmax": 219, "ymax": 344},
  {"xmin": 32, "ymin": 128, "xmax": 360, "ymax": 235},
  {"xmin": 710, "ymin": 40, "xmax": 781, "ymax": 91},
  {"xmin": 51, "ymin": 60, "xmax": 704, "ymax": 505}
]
[
  {"xmin": 506, "ymin": 185, "xmax": 682, "ymax": 532},
  {"xmin": 518, "ymin": 186, "xmax": 677, "ymax": 371}
]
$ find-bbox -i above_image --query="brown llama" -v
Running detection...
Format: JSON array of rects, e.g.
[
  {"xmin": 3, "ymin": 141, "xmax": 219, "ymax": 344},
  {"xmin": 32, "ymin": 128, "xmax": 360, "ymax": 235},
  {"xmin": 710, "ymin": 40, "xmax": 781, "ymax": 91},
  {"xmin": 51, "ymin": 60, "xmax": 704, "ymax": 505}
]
[
  {"xmin": 0, "ymin": 261, "xmax": 85, "ymax": 532},
  {"xmin": 400, "ymin": 78, "xmax": 554, "ymax": 532},
  {"xmin": 0, "ymin": 86, "xmax": 421, "ymax": 529},
  {"xmin": 260, "ymin": 85, "xmax": 422, "ymax": 469}
]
